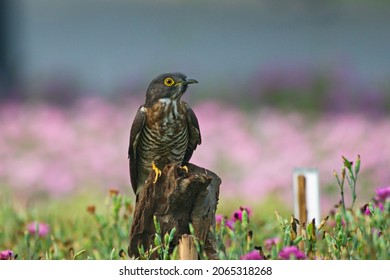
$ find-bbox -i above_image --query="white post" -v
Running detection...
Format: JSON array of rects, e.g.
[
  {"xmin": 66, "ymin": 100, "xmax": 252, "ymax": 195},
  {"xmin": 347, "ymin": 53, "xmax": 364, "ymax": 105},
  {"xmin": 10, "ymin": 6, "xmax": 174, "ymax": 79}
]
[{"xmin": 293, "ymin": 168, "xmax": 320, "ymax": 225}]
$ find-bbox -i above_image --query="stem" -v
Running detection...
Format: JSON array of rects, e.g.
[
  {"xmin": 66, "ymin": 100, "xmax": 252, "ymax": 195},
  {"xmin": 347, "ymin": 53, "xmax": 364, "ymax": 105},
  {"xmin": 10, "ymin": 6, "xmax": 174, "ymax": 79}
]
[
  {"xmin": 347, "ymin": 168, "xmax": 357, "ymax": 210},
  {"xmin": 340, "ymin": 187, "xmax": 346, "ymax": 216},
  {"xmin": 351, "ymin": 178, "xmax": 357, "ymax": 209}
]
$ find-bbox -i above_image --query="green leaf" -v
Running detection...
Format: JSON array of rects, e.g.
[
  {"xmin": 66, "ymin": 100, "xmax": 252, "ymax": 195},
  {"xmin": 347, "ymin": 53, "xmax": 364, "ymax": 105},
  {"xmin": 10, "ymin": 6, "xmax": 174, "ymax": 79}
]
[
  {"xmin": 109, "ymin": 248, "xmax": 116, "ymax": 260},
  {"xmin": 168, "ymin": 227, "xmax": 176, "ymax": 243},
  {"xmin": 154, "ymin": 233, "xmax": 162, "ymax": 246},
  {"xmin": 73, "ymin": 249, "xmax": 87, "ymax": 260},
  {"xmin": 342, "ymin": 156, "xmax": 352, "ymax": 171},
  {"xmin": 164, "ymin": 232, "xmax": 170, "ymax": 246},
  {"xmin": 354, "ymin": 154, "xmax": 361, "ymax": 175},
  {"xmin": 242, "ymin": 209, "xmax": 249, "ymax": 229},
  {"xmin": 153, "ymin": 215, "xmax": 161, "ymax": 235},
  {"xmin": 292, "ymin": 236, "xmax": 303, "ymax": 245}
]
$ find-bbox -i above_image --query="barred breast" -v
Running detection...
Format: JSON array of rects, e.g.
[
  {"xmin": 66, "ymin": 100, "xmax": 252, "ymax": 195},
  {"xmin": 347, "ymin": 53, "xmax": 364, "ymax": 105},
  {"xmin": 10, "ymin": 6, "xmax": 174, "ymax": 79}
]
[{"xmin": 136, "ymin": 99, "xmax": 188, "ymax": 187}]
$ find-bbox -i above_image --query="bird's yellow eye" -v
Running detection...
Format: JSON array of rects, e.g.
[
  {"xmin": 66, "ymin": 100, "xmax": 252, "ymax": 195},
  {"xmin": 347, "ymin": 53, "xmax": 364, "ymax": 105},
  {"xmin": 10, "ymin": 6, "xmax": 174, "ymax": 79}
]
[{"xmin": 164, "ymin": 77, "xmax": 175, "ymax": 87}]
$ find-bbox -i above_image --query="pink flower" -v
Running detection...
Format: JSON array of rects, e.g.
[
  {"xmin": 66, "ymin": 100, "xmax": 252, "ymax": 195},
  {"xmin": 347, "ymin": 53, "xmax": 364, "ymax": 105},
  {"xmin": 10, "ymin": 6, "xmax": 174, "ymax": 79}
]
[
  {"xmin": 264, "ymin": 237, "xmax": 281, "ymax": 250},
  {"xmin": 375, "ymin": 186, "xmax": 390, "ymax": 202},
  {"xmin": 278, "ymin": 246, "xmax": 306, "ymax": 260},
  {"xmin": 215, "ymin": 214, "xmax": 235, "ymax": 230},
  {"xmin": 27, "ymin": 222, "xmax": 50, "ymax": 237},
  {"xmin": 240, "ymin": 250, "xmax": 264, "ymax": 260},
  {"xmin": 361, "ymin": 203, "xmax": 372, "ymax": 215},
  {"xmin": 370, "ymin": 203, "xmax": 384, "ymax": 213},
  {"xmin": 225, "ymin": 220, "xmax": 235, "ymax": 230},
  {"xmin": 232, "ymin": 206, "xmax": 252, "ymax": 222},
  {"xmin": 372, "ymin": 228, "xmax": 382, "ymax": 237},
  {"xmin": 0, "ymin": 250, "xmax": 13, "ymax": 260},
  {"xmin": 215, "ymin": 214, "xmax": 224, "ymax": 224}
]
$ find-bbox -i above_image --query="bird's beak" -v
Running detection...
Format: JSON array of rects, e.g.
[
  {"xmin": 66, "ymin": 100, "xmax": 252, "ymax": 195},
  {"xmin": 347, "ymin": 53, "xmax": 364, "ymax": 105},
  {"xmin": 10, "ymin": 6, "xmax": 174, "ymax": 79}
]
[
  {"xmin": 183, "ymin": 79, "xmax": 198, "ymax": 85},
  {"xmin": 175, "ymin": 78, "xmax": 197, "ymax": 98}
]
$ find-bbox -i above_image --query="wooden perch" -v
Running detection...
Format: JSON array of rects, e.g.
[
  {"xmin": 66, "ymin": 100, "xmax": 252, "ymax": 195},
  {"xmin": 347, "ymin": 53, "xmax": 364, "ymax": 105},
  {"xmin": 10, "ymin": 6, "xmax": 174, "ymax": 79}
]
[{"xmin": 128, "ymin": 162, "xmax": 221, "ymax": 259}]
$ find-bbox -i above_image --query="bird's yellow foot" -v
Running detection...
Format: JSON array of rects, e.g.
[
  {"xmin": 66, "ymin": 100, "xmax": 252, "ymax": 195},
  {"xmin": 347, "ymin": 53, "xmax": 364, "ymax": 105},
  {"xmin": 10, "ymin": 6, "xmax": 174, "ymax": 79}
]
[
  {"xmin": 152, "ymin": 161, "xmax": 161, "ymax": 183},
  {"xmin": 179, "ymin": 165, "xmax": 189, "ymax": 173}
]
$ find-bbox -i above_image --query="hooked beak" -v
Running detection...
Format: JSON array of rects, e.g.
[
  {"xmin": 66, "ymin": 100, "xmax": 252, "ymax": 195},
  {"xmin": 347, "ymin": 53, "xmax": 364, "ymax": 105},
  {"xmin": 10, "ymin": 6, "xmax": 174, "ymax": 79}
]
[
  {"xmin": 174, "ymin": 78, "xmax": 198, "ymax": 99},
  {"xmin": 183, "ymin": 78, "xmax": 198, "ymax": 85}
]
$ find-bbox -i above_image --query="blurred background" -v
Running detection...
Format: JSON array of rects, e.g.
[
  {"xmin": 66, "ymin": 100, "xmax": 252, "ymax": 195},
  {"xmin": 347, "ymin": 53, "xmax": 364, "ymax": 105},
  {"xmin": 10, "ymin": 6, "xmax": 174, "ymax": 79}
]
[{"xmin": 1, "ymin": 0, "xmax": 390, "ymax": 216}]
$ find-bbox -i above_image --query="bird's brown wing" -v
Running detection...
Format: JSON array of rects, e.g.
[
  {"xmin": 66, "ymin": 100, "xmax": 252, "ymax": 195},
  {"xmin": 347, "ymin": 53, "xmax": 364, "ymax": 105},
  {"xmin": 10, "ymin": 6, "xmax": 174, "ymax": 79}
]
[
  {"xmin": 183, "ymin": 102, "xmax": 202, "ymax": 163},
  {"xmin": 128, "ymin": 106, "xmax": 146, "ymax": 194}
]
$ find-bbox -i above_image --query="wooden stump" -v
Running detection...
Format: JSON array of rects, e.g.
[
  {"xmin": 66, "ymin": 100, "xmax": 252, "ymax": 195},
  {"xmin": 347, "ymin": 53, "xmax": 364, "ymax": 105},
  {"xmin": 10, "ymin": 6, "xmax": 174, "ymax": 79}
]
[{"xmin": 128, "ymin": 162, "xmax": 221, "ymax": 259}]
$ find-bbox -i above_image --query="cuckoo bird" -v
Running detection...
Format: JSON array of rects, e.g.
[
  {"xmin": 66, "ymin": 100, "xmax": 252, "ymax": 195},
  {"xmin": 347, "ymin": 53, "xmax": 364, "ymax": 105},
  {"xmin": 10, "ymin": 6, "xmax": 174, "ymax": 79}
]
[{"xmin": 128, "ymin": 73, "xmax": 201, "ymax": 197}]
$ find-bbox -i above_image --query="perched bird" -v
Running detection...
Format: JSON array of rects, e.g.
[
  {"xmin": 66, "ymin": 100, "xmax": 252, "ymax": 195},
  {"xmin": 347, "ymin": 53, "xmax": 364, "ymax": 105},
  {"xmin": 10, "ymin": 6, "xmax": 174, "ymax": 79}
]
[{"xmin": 128, "ymin": 72, "xmax": 201, "ymax": 197}]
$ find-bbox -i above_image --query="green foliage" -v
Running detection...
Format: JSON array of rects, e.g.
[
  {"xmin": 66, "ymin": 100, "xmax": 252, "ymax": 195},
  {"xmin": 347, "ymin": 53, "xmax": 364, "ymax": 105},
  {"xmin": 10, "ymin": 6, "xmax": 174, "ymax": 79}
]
[
  {"xmin": 324, "ymin": 202, "xmax": 389, "ymax": 259},
  {"xmin": 334, "ymin": 155, "xmax": 361, "ymax": 214},
  {"xmin": 0, "ymin": 189, "xmax": 132, "ymax": 259},
  {"xmin": 214, "ymin": 209, "xmax": 254, "ymax": 260},
  {"xmin": 144, "ymin": 216, "xmax": 176, "ymax": 260},
  {"xmin": 1, "ymin": 157, "xmax": 389, "ymax": 260}
]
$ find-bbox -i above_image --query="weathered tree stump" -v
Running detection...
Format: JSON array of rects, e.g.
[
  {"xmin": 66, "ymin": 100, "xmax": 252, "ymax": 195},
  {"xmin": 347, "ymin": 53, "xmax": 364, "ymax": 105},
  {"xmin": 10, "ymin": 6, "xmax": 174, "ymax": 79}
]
[{"xmin": 128, "ymin": 162, "xmax": 221, "ymax": 259}]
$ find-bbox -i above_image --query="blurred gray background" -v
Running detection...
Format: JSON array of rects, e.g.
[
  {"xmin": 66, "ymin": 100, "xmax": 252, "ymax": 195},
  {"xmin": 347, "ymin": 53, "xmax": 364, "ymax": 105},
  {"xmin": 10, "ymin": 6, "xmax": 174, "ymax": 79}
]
[{"xmin": 1, "ymin": 0, "xmax": 390, "ymax": 97}]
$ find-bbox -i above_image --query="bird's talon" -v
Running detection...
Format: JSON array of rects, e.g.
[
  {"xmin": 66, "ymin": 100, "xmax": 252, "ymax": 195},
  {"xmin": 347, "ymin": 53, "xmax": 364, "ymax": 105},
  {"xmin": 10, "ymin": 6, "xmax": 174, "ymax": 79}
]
[
  {"xmin": 180, "ymin": 165, "xmax": 189, "ymax": 173},
  {"xmin": 177, "ymin": 165, "xmax": 189, "ymax": 177},
  {"xmin": 152, "ymin": 162, "xmax": 161, "ymax": 183}
]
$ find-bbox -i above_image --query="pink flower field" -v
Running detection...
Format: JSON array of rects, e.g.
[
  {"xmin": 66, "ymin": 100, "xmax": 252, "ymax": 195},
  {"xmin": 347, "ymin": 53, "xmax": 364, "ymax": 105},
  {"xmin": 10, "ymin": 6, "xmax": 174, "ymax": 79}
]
[{"xmin": 1, "ymin": 97, "xmax": 389, "ymax": 213}]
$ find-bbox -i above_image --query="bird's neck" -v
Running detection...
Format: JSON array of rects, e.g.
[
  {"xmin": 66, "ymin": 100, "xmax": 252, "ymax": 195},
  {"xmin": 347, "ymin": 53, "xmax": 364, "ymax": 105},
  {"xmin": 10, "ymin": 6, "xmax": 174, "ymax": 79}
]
[
  {"xmin": 146, "ymin": 98, "xmax": 185, "ymax": 125},
  {"xmin": 159, "ymin": 98, "xmax": 179, "ymax": 116}
]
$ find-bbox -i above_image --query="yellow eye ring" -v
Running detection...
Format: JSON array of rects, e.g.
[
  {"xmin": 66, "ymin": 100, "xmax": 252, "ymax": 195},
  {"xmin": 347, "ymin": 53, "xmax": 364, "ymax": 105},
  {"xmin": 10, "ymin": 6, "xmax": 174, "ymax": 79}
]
[{"xmin": 164, "ymin": 77, "xmax": 175, "ymax": 87}]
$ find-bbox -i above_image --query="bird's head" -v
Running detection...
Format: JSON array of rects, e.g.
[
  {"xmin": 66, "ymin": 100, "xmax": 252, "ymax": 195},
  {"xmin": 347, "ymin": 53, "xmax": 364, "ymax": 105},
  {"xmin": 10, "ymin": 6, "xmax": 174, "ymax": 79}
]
[{"xmin": 144, "ymin": 73, "xmax": 197, "ymax": 107}]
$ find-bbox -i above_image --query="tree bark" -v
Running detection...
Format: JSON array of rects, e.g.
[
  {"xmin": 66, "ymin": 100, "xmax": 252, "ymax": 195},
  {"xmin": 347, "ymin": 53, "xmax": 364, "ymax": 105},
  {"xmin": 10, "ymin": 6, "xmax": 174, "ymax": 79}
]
[{"xmin": 128, "ymin": 162, "xmax": 221, "ymax": 260}]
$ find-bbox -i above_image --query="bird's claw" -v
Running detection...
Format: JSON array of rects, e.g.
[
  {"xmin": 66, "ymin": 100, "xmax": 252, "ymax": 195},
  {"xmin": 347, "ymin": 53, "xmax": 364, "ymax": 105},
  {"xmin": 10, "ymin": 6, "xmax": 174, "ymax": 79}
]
[
  {"xmin": 179, "ymin": 165, "xmax": 189, "ymax": 173},
  {"xmin": 177, "ymin": 165, "xmax": 189, "ymax": 177},
  {"xmin": 152, "ymin": 161, "xmax": 161, "ymax": 184}
]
